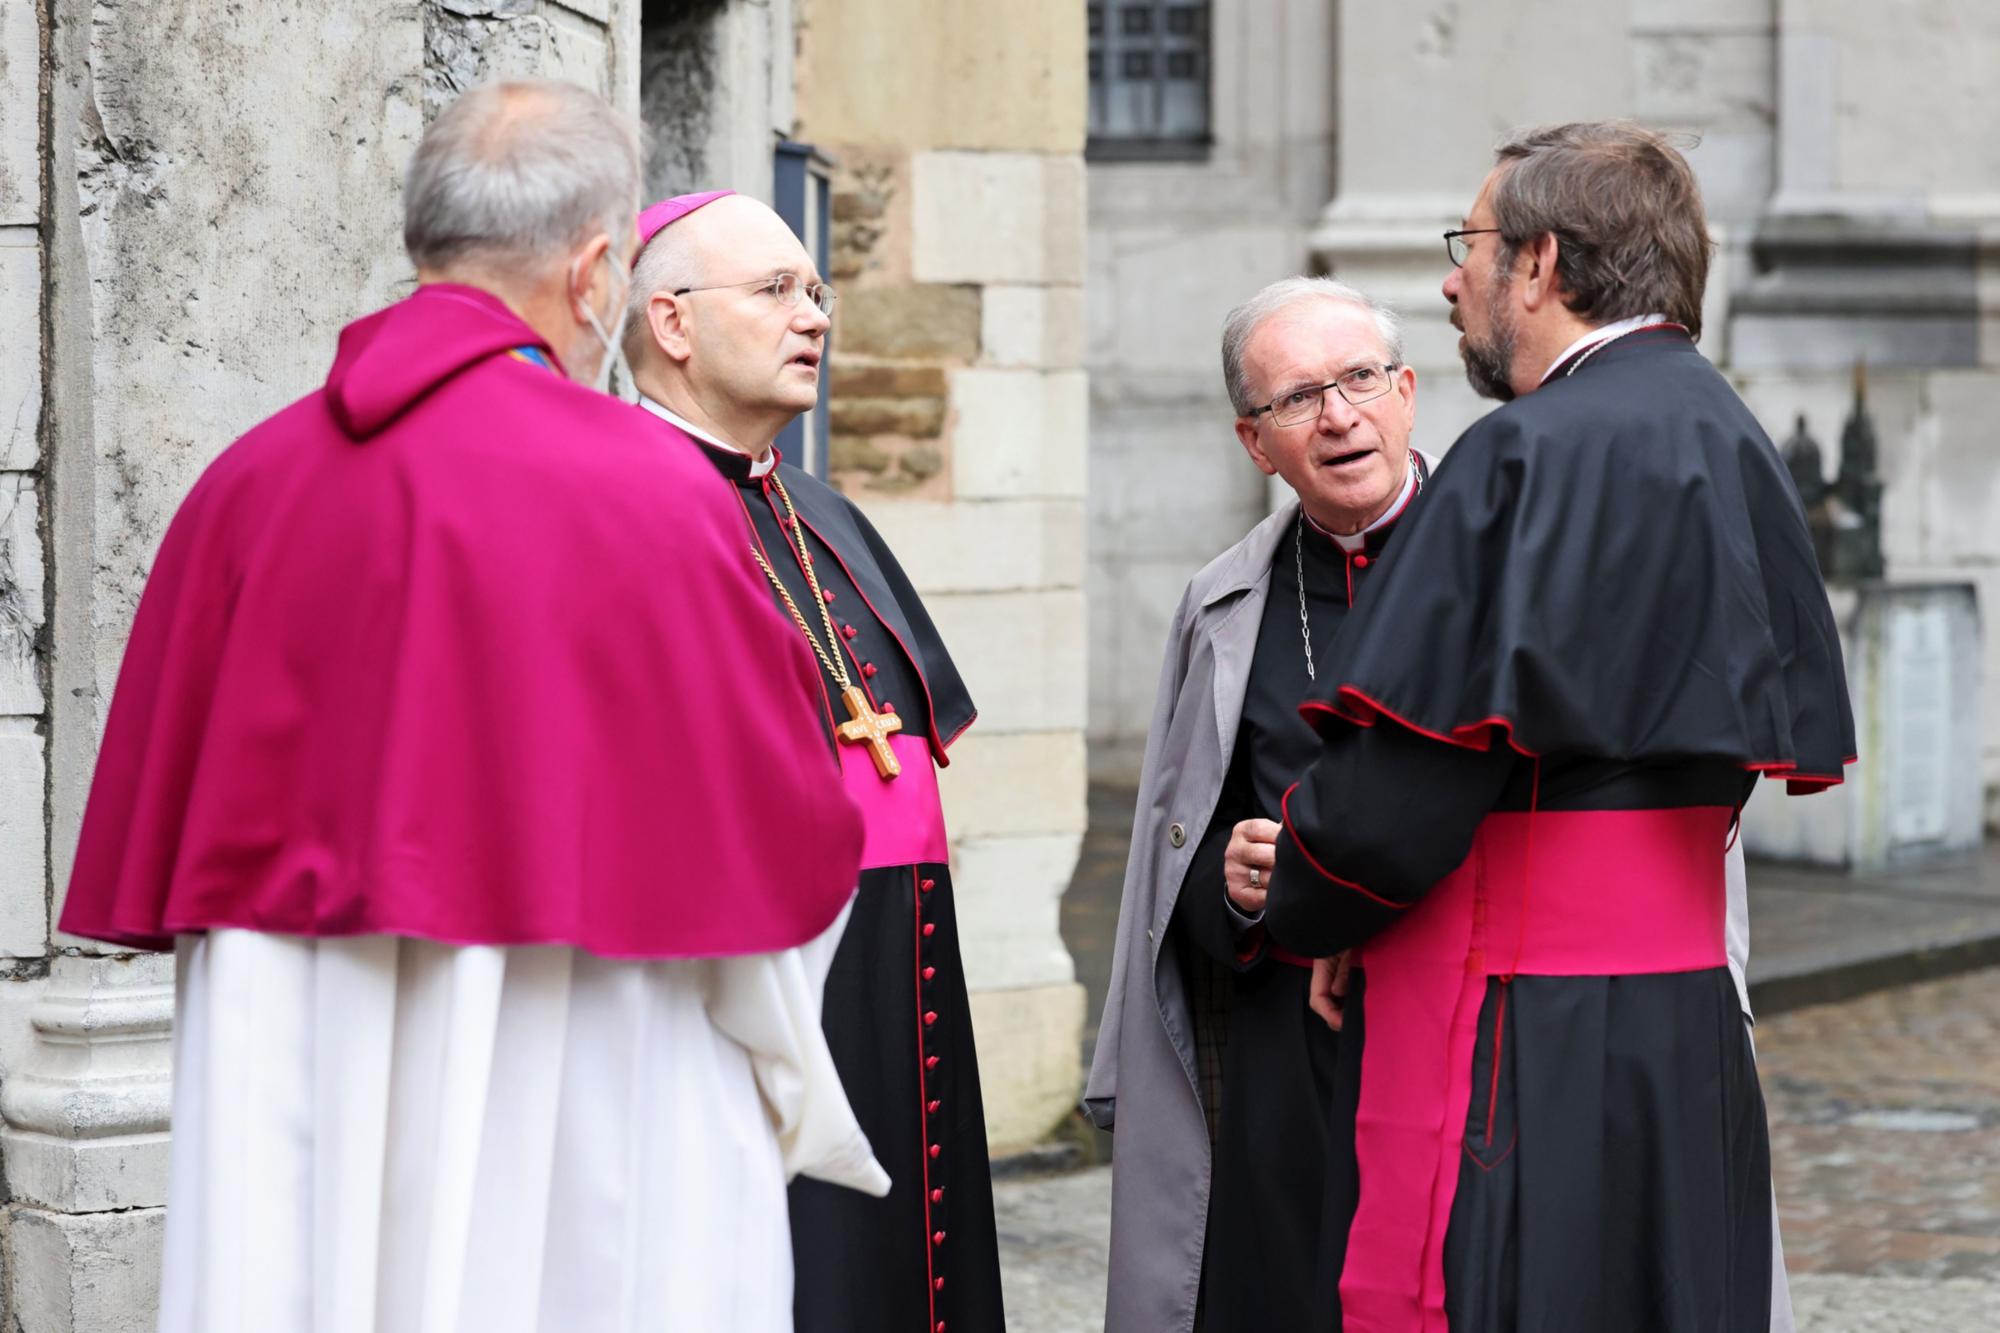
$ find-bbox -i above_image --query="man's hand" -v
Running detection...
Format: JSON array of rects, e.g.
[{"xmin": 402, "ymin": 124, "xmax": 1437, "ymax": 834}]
[
  {"xmin": 1224, "ymin": 818, "xmax": 1281, "ymax": 913},
  {"xmin": 1308, "ymin": 952, "xmax": 1353, "ymax": 1032}
]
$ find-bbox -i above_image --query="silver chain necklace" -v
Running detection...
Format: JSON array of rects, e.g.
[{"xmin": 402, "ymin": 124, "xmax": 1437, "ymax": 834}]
[
  {"xmin": 1294, "ymin": 459, "xmax": 1423, "ymax": 680},
  {"xmin": 1294, "ymin": 513, "xmax": 1317, "ymax": 682}
]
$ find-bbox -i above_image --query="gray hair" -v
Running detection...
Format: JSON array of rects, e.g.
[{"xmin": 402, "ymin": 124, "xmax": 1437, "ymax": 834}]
[
  {"xmin": 1220, "ymin": 277, "xmax": 1405, "ymax": 415},
  {"xmin": 622, "ymin": 217, "xmax": 709, "ymax": 361},
  {"xmin": 404, "ymin": 80, "xmax": 642, "ymax": 273}
]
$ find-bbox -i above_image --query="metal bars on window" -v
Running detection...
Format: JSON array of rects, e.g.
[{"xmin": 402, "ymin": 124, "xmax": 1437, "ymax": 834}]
[{"xmin": 1087, "ymin": 2, "xmax": 1211, "ymax": 159}]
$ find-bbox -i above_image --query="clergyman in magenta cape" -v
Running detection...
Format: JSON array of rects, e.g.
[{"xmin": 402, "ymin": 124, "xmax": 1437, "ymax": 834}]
[{"xmin": 59, "ymin": 282, "xmax": 863, "ymax": 958}]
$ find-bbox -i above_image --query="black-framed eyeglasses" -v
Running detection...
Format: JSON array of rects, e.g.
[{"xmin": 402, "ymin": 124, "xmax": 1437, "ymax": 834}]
[
  {"xmin": 1246, "ymin": 364, "xmax": 1399, "ymax": 428},
  {"xmin": 673, "ymin": 271, "xmax": 838, "ymax": 316},
  {"xmin": 1443, "ymin": 228, "xmax": 1502, "ymax": 267}
]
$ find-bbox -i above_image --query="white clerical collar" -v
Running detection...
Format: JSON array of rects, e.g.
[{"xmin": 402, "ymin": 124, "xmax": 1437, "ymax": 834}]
[
  {"xmin": 637, "ymin": 395, "xmax": 778, "ymax": 478},
  {"xmin": 1540, "ymin": 312, "xmax": 1671, "ymax": 386},
  {"xmin": 1307, "ymin": 455, "xmax": 1421, "ymax": 552}
]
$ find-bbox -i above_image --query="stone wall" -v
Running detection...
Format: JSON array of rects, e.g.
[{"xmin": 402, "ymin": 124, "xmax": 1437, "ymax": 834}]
[
  {"xmin": 2, "ymin": 3, "xmax": 638, "ymax": 1326},
  {"xmin": 1083, "ymin": 1, "xmax": 1338, "ymax": 781},
  {"xmin": 1087, "ymin": 0, "xmax": 2000, "ymax": 825},
  {"xmin": 795, "ymin": 0, "xmax": 1090, "ymax": 1153}
]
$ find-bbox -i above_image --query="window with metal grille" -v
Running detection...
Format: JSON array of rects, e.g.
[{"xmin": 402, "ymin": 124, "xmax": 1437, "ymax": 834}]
[{"xmin": 1088, "ymin": 2, "xmax": 1211, "ymax": 160}]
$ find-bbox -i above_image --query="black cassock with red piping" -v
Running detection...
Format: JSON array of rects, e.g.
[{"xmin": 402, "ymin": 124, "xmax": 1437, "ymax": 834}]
[
  {"xmin": 1268, "ymin": 327, "xmax": 1854, "ymax": 1332},
  {"xmin": 682, "ymin": 433, "xmax": 1003, "ymax": 1333}
]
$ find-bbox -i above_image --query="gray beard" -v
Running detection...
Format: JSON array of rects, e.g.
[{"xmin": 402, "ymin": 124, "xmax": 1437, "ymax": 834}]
[{"xmin": 1459, "ymin": 278, "xmax": 1519, "ymax": 402}]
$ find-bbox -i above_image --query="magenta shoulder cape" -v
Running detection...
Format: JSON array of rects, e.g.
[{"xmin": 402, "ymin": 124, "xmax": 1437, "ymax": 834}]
[{"xmin": 59, "ymin": 284, "xmax": 863, "ymax": 958}]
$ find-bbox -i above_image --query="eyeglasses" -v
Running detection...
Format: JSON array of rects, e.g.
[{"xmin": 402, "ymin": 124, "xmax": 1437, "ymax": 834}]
[
  {"xmin": 673, "ymin": 271, "xmax": 838, "ymax": 316},
  {"xmin": 1443, "ymin": 228, "xmax": 1502, "ymax": 267},
  {"xmin": 1246, "ymin": 364, "xmax": 1399, "ymax": 428}
]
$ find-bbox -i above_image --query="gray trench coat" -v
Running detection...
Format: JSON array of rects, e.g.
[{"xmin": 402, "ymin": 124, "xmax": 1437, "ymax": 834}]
[
  {"xmin": 1079, "ymin": 495, "xmax": 1787, "ymax": 1333},
  {"xmin": 1082, "ymin": 502, "xmax": 1297, "ymax": 1333}
]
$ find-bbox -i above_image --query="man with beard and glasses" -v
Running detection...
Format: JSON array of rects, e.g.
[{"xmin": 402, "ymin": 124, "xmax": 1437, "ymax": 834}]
[
  {"xmin": 1266, "ymin": 122, "xmax": 1853, "ymax": 1331},
  {"xmin": 1087, "ymin": 278, "xmax": 1428, "ymax": 1333}
]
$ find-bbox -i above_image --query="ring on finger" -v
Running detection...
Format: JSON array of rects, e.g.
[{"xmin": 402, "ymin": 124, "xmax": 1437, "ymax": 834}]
[{"xmin": 1248, "ymin": 867, "xmax": 1261, "ymax": 890}]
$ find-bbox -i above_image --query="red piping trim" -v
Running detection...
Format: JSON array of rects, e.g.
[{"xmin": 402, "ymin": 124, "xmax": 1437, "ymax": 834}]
[
  {"xmin": 792, "ymin": 507, "xmax": 957, "ymax": 764},
  {"xmin": 732, "ymin": 488, "xmax": 840, "ymax": 737},
  {"xmin": 1300, "ymin": 687, "xmax": 1856, "ymax": 788},
  {"xmin": 911, "ymin": 864, "xmax": 938, "ymax": 1327},
  {"xmin": 760, "ymin": 480, "xmax": 889, "ymax": 714},
  {"xmin": 1344, "ymin": 553, "xmax": 1354, "ymax": 608},
  {"xmin": 1278, "ymin": 783, "xmax": 1407, "ymax": 910},
  {"xmin": 1464, "ymin": 1130, "xmax": 1517, "ymax": 1172}
]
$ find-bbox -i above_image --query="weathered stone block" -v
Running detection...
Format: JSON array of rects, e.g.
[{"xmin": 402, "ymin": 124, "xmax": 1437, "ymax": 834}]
[
  {"xmin": 981, "ymin": 283, "xmax": 1085, "ymax": 370},
  {"xmin": 0, "ymin": 730, "xmax": 47, "ymax": 957},
  {"xmin": 938, "ymin": 731, "xmax": 1088, "ymax": 842},
  {"xmin": 0, "ymin": 0, "xmax": 37, "ymax": 227},
  {"xmin": 795, "ymin": 0, "xmax": 1084, "ymax": 155},
  {"xmin": 856, "ymin": 497, "xmax": 1083, "ymax": 595},
  {"xmin": 0, "ymin": 476, "xmax": 44, "ymax": 715},
  {"xmin": 953, "ymin": 833, "xmax": 1083, "ymax": 993},
  {"xmin": 950, "ymin": 369, "xmax": 1087, "ymax": 500},
  {"xmin": 924, "ymin": 589, "xmax": 1086, "ymax": 733},
  {"xmin": 837, "ymin": 284, "xmax": 981, "ymax": 361},
  {"xmin": 828, "ymin": 396, "xmax": 946, "ymax": 438},
  {"xmin": 833, "ymin": 364, "xmax": 948, "ymax": 398},
  {"xmin": 967, "ymin": 981, "xmax": 1086, "ymax": 1155},
  {"xmin": 0, "ymin": 241, "xmax": 40, "ymax": 471},
  {"xmin": 829, "ymin": 434, "xmax": 891, "ymax": 475},
  {"xmin": 4, "ymin": 1204, "xmax": 164, "ymax": 1333},
  {"xmin": 912, "ymin": 151, "xmax": 1085, "ymax": 286}
]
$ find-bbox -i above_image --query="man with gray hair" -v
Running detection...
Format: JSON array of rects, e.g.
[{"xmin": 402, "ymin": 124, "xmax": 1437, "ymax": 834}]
[
  {"xmin": 60, "ymin": 81, "xmax": 880, "ymax": 1332},
  {"xmin": 1085, "ymin": 276, "xmax": 1427, "ymax": 1333}
]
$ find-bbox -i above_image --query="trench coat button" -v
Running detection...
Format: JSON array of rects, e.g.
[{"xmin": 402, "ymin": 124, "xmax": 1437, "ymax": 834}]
[
  {"xmin": 1168, "ymin": 822, "xmax": 1187, "ymax": 848},
  {"xmin": 1146, "ymin": 927, "xmax": 1155, "ymax": 943}
]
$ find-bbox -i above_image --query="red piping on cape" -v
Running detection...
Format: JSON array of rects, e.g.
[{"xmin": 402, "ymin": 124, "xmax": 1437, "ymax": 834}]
[
  {"xmin": 733, "ymin": 489, "xmax": 842, "ymax": 740},
  {"xmin": 1279, "ymin": 782, "xmax": 1406, "ymax": 910},
  {"xmin": 790, "ymin": 506, "xmax": 964, "ymax": 767},
  {"xmin": 911, "ymin": 864, "xmax": 939, "ymax": 1328},
  {"xmin": 1299, "ymin": 687, "xmax": 1855, "ymax": 793}
]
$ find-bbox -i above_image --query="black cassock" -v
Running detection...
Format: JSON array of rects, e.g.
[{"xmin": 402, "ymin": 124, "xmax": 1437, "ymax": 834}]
[
  {"xmin": 1268, "ymin": 327, "xmax": 1854, "ymax": 1332},
  {"xmin": 684, "ymin": 434, "xmax": 1005, "ymax": 1333},
  {"xmin": 1172, "ymin": 469, "xmax": 1425, "ymax": 1332}
]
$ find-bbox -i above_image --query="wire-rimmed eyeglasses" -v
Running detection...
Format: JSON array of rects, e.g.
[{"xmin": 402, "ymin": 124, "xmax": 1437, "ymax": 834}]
[
  {"xmin": 1443, "ymin": 228, "xmax": 1502, "ymax": 267},
  {"xmin": 1246, "ymin": 363, "xmax": 1399, "ymax": 428},
  {"xmin": 673, "ymin": 271, "xmax": 838, "ymax": 316}
]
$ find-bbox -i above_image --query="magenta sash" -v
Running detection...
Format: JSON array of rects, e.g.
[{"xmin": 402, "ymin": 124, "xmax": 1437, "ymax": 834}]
[
  {"xmin": 839, "ymin": 732, "xmax": 950, "ymax": 869},
  {"xmin": 1339, "ymin": 806, "xmax": 1731, "ymax": 1331}
]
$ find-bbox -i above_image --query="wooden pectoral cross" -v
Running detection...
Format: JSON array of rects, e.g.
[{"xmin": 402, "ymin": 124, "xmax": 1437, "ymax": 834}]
[{"xmin": 836, "ymin": 685, "xmax": 904, "ymax": 780}]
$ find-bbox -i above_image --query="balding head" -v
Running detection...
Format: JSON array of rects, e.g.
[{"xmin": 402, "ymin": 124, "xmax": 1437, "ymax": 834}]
[
  {"xmin": 625, "ymin": 195, "xmax": 832, "ymax": 455},
  {"xmin": 404, "ymin": 80, "xmax": 641, "ymax": 277}
]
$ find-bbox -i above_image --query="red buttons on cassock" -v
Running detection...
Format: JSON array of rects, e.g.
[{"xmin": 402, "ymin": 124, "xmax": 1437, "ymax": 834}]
[
  {"xmin": 931, "ymin": 1187, "xmax": 944, "ymax": 1202},
  {"xmin": 924, "ymin": 1011, "xmax": 938, "ymax": 1025},
  {"xmin": 881, "ymin": 700, "xmax": 895, "ymax": 712},
  {"xmin": 920, "ymin": 878, "xmax": 935, "ymax": 892},
  {"xmin": 934, "ymin": 1278, "xmax": 945, "ymax": 1292},
  {"xmin": 862, "ymin": 662, "xmax": 878, "ymax": 678},
  {"xmin": 842, "ymin": 623, "xmax": 857, "ymax": 639},
  {"xmin": 932, "ymin": 1230, "xmax": 946, "ymax": 1244},
  {"xmin": 929, "ymin": 1144, "xmax": 941, "ymax": 1158},
  {"xmin": 926, "ymin": 1055, "xmax": 940, "ymax": 1069},
  {"xmin": 928, "ymin": 1099, "xmax": 941, "ymax": 1113},
  {"xmin": 923, "ymin": 966, "xmax": 936, "ymax": 980},
  {"xmin": 1354, "ymin": 554, "xmax": 1370, "ymax": 568},
  {"xmin": 923, "ymin": 923, "xmax": 936, "ymax": 937},
  {"xmin": 936, "ymin": 1323, "xmax": 946, "ymax": 1332},
  {"xmin": 821, "ymin": 588, "xmax": 836, "ymax": 602}
]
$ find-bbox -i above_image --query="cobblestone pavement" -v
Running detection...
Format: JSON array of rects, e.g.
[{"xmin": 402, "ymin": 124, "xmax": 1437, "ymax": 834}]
[{"xmin": 997, "ymin": 967, "xmax": 2000, "ymax": 1329}]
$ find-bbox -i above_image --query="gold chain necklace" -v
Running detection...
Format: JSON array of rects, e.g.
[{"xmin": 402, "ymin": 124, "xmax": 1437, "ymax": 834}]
[{"xmin": 749, "ymin": 476, "xmax": 904, "ymax": 779}]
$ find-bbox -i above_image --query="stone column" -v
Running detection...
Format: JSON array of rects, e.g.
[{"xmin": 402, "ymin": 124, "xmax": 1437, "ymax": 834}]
[
  {"xmin": 5, "ymin": 5, "xmax": 635, "ymax": 1326},
  {"xmin": 796, "ymin": 0, "xmax": 1090, "ymax": 1153},
  {"xmin": 1731, "ymin": 0, "xmax": 2000, "ymax": 824}
]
